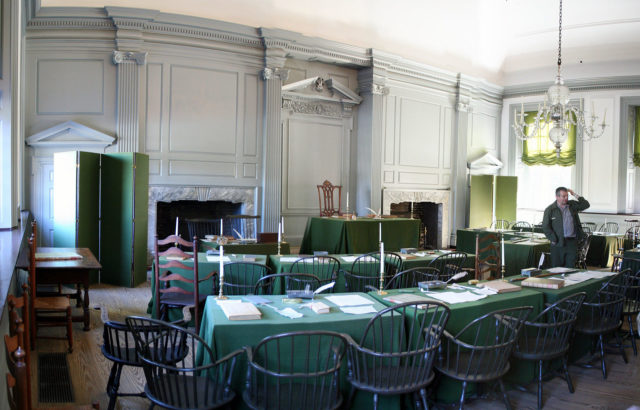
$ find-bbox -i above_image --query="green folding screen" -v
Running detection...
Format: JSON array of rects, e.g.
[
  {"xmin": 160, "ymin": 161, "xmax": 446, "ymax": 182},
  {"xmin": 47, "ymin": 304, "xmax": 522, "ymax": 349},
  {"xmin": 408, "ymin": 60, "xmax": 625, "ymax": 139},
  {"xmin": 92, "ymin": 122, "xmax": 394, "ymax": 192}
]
[
  {"xmin": 469, "ymin": 175, "xmax": 518, "ymax": 228},
  {"xmin": 53, "ymin": 151, "xmax": 149, "ymax": 287}
]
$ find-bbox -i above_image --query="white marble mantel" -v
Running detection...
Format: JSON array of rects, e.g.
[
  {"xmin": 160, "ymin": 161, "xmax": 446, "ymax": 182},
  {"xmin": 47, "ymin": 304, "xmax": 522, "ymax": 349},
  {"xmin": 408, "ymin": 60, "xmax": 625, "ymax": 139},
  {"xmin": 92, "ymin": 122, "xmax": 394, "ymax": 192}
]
[
  {"xmin": 382, "ymin": 189, "xmax": 451, "ymax": 248},
  {"xmin": 148, "ymin": 185, "xmax": 256, "ymax": 253}
]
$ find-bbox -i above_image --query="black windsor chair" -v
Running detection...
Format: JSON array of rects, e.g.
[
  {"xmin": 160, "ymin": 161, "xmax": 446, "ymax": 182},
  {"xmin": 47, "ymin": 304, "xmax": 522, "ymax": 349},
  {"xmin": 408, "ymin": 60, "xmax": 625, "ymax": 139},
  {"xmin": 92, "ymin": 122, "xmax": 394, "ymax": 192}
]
[
  {"xmin": 254, "ymin": 272, "xmax": 322, "ymax": 295},
  {"xmin": 513, "ymin": 292, "xmax": 586, "ymax": 410},
  {"xmin": 426, "ymin": 252, "xmax": 468, "ymax": 282},
  {"xmin": 435, "ymin": 306, "xmax": 533, "ymax": 410},
  {"xmin": 288, "ymin": 256, "xmax": 340, "ymax": 291},
  {"xmin": 126, "ymin": 316, "xmax": 242, "ymax": 410},
  {"xmin": 244, "ymin": 330, "xmax": 348, "ymax": 410},
  {"xmin": 343, "ymin": 252, "xmax": 403, "ymax": 293},
  {"xmin": 384, "ymin": 267, "xmax": 441, "ymax": 289},
  {"xmin": 221, "ymin": 262, "xmax": 271, "ymax": 296},
  {"xmin": 344, "ymin": 301, "xmax": 451, "ymax": 410}
]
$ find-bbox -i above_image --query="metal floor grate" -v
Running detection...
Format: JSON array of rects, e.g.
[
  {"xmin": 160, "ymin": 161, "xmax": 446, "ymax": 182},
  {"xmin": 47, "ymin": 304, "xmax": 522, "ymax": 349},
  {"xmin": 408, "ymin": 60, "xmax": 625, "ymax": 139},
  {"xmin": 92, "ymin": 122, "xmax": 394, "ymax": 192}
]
[{"xmin": 38, "ymin": 353, "xmax": 74, "ymax": 403}]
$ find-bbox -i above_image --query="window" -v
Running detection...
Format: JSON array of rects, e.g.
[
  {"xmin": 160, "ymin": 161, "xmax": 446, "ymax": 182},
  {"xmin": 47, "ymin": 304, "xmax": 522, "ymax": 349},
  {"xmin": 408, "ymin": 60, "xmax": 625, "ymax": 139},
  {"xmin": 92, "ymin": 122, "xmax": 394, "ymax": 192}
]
[{"xmin": 521, "ymin": 112, "xmax": 576, "ymax": 166}]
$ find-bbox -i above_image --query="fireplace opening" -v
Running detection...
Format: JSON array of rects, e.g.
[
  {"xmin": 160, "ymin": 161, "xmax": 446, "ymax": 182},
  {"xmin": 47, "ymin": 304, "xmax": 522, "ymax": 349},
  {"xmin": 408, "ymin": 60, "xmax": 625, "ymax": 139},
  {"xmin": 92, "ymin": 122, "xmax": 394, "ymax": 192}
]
[
  {"xmin": 156, "ymin": 200, "xmax": 242, "ymax": 240},
  {"xmin": 390, "ymin": 202, "xmax": 442, "ymax": 249}
]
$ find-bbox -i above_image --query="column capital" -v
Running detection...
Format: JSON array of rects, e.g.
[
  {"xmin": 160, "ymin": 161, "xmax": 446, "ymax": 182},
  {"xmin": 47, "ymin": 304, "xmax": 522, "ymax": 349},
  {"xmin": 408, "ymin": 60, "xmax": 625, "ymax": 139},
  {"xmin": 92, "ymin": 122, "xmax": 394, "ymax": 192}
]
[
  {"xmin": 112, "ymin": 50, "xmax": 148, "ymax": 65},
  {"xmin": 261, "ymin": 67, "xmax": 289, "ymax": 82}
]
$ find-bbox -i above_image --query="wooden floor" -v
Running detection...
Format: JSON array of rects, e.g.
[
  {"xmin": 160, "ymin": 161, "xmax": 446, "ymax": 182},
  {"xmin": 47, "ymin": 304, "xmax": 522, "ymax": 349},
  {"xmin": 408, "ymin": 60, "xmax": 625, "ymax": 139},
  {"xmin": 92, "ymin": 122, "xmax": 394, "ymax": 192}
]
[{"xmin": 31, "ymin": 282, "xmax": 640, "ymax": 410}]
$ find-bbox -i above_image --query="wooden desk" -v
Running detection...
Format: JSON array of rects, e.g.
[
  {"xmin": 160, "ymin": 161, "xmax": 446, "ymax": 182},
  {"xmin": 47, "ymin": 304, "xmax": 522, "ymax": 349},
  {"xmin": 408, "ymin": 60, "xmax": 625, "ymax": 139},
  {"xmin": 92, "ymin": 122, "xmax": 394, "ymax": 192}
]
[{"xmin": 33, "ymin": 247, "xmax": 101, "ymax": 330}]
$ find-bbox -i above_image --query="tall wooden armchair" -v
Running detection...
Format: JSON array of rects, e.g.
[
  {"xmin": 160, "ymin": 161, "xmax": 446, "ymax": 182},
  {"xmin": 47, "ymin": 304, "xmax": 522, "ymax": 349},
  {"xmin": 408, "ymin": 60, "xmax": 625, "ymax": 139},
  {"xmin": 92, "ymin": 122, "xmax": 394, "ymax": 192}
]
[
  {"xmin": 317, "ymin": 180, "xmax": 342, "ymax": 216},
  {"xmin": 154, "ymin": 234, "xmax": 215, "ymax": 333},
  {"xmin": 27, "ymin": 229, "xmax": 74, "ymax": 353},
  {"xmin": 472, "ymin": 232, "xmax": 501, "ymax": 280}
]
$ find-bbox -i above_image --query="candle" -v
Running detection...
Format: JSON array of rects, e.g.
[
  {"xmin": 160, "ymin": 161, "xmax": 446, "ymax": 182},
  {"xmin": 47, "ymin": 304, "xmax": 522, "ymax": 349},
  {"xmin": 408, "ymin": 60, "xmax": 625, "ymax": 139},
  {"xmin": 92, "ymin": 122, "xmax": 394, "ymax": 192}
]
[
  {"xmin": 501, "ymin": 238, "xmax": 505, "ymax": 267},
  {"xmin": 378, "ymin": 222, "xmax": 382, "ymax": 243},
  {"xmin": 602, "ymin": 108, "xmax": 607, "ymax": 125},
  {"xmin": 346, "ymin": 192, "xmax": 349, "ymax": 210},
  {"xmin": 380, "ymin": 241, "xmax": 384, "ymax": 274},
  {"xmin": 219, "ymin": 245, "xmax": 224, "ymax": 280},
  {"xmin": 175, "ymin": 217, "xmax": 179, "ymax": 236},
  {"xmin": 220, "ymin": 219, "xmax": 224, "ymax": 237},
  {"xmin": 278, "ymin": 222, "xmax": 282, "ymax": 243},
  {"xmin": 281, "ymin": 216, "xmax": 284, "ymax": 238}
]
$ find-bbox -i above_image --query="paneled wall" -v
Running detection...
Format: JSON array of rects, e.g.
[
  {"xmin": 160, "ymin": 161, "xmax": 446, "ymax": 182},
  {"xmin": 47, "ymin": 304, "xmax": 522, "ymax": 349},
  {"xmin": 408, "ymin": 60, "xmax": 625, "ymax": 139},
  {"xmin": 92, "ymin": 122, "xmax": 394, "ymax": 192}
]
[{"xmin": 142, "ymin": 50, "xmax": 264, "ymax": 188}]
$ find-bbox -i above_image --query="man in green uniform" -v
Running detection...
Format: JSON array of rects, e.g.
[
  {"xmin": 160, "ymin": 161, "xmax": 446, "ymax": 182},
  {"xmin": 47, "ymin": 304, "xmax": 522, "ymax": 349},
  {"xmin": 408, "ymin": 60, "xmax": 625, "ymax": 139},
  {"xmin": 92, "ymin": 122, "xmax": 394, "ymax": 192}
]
[{"xmin": 542, "ymin": 187, "xmax": 590, "ymax": 268}]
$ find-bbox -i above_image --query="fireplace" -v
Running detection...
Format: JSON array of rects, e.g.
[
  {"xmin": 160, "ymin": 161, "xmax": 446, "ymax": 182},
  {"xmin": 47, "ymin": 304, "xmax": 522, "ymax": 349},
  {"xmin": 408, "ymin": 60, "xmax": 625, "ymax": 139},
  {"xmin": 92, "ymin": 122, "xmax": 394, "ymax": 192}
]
[
  {"xmin": 156, "ymin": 200, "xmax": 242, "ymax": 240},
  {"xmin": 390, "ymin": 202, "xmax": 442, "ymax": 249},
  {"xmin": 148, "ymin": 185, "xmax": 257, "ymax": 256},
  {"xmin": 383, "ymin": 189, "xmax": 451, "ymax": 249}
]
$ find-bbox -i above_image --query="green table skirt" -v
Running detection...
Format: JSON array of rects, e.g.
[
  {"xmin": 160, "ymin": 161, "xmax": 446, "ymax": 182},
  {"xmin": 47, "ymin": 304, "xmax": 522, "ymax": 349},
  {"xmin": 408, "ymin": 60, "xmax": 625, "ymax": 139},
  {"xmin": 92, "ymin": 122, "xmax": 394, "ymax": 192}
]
[
  {"xmin": 586, "ymin": 234, "xmax": 623, "ymax": 268},
  {"xmin": 300, "ymin": 217, "xmax": 420, "ymax": 254},
  {"xmin": 368, "ymin": 287, "xmax": 544, "ymax": 403},
  {"xmin": 197, "ymin": 293, "xmax": 399, "ymax": 409},
  {"xmin": 622, "ymin": 248, "xmax": 640, "ymax": 274}
]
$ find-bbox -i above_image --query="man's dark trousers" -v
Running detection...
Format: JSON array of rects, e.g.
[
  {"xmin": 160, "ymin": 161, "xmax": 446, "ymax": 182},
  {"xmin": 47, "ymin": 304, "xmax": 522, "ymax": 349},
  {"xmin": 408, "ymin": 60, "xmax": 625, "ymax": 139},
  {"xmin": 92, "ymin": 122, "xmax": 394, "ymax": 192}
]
[{"xmin": 550, "ymin": 237, "xmax": 577, "ymax": 268}]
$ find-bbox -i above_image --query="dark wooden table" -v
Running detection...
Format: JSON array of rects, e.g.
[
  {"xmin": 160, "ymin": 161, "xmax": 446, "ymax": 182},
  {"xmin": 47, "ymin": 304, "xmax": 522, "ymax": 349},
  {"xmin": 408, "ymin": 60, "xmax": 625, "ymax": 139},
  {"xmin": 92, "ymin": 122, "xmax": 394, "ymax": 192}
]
[{"xmin": 31, "ymin": 247, "xmax": 101, "ymax": 330}]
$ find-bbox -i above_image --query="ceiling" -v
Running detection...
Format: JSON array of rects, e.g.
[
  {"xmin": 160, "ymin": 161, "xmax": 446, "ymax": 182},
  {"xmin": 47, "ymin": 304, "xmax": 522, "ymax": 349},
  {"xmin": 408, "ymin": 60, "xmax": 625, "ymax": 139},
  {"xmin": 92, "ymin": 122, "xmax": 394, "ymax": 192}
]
[{"xmin": 41, "ymin": 0, "xmax": 640, "ymax": 85}]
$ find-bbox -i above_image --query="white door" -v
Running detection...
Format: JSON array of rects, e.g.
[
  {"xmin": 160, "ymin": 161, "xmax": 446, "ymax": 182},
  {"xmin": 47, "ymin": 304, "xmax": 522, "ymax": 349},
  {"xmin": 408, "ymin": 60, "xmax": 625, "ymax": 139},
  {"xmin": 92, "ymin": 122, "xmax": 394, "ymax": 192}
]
[{"xmin": 33, "ymin": 159, "xmax": 55, "ymax": 246}]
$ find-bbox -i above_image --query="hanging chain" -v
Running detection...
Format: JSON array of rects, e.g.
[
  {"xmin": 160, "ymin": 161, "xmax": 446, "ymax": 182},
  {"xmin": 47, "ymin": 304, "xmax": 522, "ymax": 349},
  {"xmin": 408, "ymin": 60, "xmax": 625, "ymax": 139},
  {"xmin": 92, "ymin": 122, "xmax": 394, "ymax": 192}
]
[{"xmin": 557, "ymin": 0, "xmax": 563, "ymax": 72}]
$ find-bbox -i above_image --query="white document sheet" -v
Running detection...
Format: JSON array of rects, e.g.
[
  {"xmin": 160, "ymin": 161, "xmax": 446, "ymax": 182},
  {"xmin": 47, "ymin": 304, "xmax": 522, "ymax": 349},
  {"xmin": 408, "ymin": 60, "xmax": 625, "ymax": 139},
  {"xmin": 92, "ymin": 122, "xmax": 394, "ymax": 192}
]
[
  {"xmin": 278, "ymin": 257, "xmax": 300, "ymax": 262},
  {"xmin": 584, "ymin": 270, "xmax": 617, "ymax": 279},
  {"xmin": 325, "ymin": 294, "xmax": 374, "ymax": 307},
  {"xmin": 425, "ymin": 291, "xmax": 487, "ymax": 304},
  {"xmin": 341, "ymin": 306, "xmax": 378, "ymax": 314},
  {"xmin": 206, "ymin": 255, "xmax": 231, "ymax": 262},
  {"xmin": 547, "ymin": 267, "xmax": 577, "ymax": 273}
]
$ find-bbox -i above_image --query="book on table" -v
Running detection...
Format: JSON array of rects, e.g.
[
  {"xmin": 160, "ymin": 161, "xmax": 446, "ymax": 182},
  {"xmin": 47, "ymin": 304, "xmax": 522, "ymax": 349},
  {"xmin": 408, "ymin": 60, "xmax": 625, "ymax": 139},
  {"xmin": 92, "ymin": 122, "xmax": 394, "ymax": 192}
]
[
  {"xmin": 483, "ymin": 280, "xmax": 521, "ymax": 293},
  {"xmin": 219, "ymin": 302, "xmax": 262, "ymax": 320},
  {"xmin": 521, "ymin": 277, "xmax": 565, "ymax": 289}
]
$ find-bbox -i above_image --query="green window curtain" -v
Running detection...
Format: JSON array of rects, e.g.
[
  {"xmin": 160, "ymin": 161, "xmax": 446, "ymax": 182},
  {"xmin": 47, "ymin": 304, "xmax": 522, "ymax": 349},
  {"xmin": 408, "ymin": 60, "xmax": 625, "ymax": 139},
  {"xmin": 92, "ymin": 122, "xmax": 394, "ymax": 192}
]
[
  {"xmin": 521, "ymin": 111, "xmax": 576, "ymax": 166},
  {"xmin": 634, "ymin": 106, "xmax": 640, "ymax": 167}
]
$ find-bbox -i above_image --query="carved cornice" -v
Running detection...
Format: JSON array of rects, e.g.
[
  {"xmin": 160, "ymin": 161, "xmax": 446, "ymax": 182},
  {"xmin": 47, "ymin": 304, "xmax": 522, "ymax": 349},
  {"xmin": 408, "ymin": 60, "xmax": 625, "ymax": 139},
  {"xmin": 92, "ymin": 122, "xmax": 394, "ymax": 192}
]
[
  {"xmin": 112, "ymin": 50, "xmax": 147, "ymax": 65},
  {"xmin": 503, "ymin": 75, "xmax": 640, "ymax": 98},
  {"xmin": 282, "ymin": 99, "xmax": 350, "ymax": 118}
]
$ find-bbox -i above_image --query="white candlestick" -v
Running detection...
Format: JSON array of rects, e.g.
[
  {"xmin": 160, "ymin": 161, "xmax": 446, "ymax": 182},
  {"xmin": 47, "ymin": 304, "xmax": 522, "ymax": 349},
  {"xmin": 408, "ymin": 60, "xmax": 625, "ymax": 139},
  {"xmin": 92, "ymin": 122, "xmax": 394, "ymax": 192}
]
[
  {"xmin": 379, "ymin": 223, "xmax": 382, "ymax": 243},
  {"xmin": 278, "ymin": 222, "xmax": 282, "ymax": 243},
  {"xmin": 175, "ymin": 217, "xmax": 179, "ymax": 236},
  {"xmin": 380, "ymin": 242, "xmax": 384, "ymax": 274},
  {"xmin": 219, "ymin": 245, "xmax": 224, "ymax": 280}
]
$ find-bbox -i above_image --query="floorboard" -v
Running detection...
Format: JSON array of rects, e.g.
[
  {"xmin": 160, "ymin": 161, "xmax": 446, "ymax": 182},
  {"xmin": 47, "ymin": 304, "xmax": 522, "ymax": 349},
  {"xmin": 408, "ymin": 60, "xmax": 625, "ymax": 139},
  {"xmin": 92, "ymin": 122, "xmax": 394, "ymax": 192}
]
[{"xmin": 28, "ymin": 281, "xmax": 640, "ymax": 410}]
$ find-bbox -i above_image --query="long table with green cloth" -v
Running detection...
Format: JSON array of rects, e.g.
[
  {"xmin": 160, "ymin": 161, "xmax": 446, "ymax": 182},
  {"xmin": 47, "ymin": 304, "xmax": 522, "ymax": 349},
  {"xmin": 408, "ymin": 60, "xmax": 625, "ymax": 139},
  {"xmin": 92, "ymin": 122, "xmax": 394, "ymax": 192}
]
[
  {"xmin": 368, "ymin": 286, "xmax": 545, "ymax": 403},
  {"xmin": 199, "ymin": 240, "xmax": 290, "ymax": 255},
  {"xmin": 586, "ymin": 233, "xmax": 624, "ymax": 268},
  {"xmin": 299, "ymin": 216, "xmax": 420, "ymax": 254},
  {"xmin": 456, "ymin": 228, "xmax": 528, "ymax": 253},
  {"xmin": 147, "ymin": 253, "xmax": 269, "ymax": 321},
  {"xmin": 268, "ymin": 251, "xmax": 475, "ymax": 292},
  {"xmin": 196, "ymin": 292, "xmax": 400, "ymax": 409}
]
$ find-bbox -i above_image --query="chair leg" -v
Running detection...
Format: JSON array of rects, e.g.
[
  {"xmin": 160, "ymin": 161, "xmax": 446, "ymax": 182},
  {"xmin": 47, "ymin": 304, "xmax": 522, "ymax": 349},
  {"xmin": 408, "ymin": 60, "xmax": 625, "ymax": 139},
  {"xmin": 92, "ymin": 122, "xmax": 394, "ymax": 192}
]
[
  {"xmin": 598, "ymin": 334, "xmax": 607, "ymax": 379},
  {"xmin": 106, "ymin": 363, "xmax": 122, "ymax": 410},
  {"xmin": 627, "ymin": 314, "xmax": 638, "ymax": 356},
  {"xmin": 537, "ymin": 360, "xmax": 543, "ymax": 410},
  {"xmin": 498, "ymin": 379, "xmax": 511, "ymax": 410},
  {"xmin": 66, "ymin": 305, "xmax": 73, "ymax": 353},
  {"xmin": 562, "ymin": 356, "xmax": 574, "ymax": 394},
  {"xmin": 615, "ymin": 331, "xmax": 629, "ymax": 364},
  {"xmin": 458, "ymin": 380, "xmax": 467, "ymax": 410},
  {"xmin": 420, "ymin": 388, "xmax": 429, "ymax": 410}
]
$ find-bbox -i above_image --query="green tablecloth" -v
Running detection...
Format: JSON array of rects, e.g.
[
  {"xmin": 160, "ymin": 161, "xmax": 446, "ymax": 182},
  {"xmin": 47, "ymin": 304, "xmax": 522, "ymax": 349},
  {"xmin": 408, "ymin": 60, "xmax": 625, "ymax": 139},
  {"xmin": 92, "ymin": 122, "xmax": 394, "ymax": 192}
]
[
  {"xmin": 197, "ymin": 293, "xmax": 398, "ymax": 409},
  {"xmin": 268, "ymin": 251, "xmax": 475, "ymax": 292},
  {"xmin": 200, "ymin": 241, "xmax": 290, "ymax": 255},
  {"xmin": 368, "ymin": 287, "xmax": 544, "ymax": 403},
  {"xmin": 299, "ymin": 217, "xmax": 420, "ymax": 254},
  {"xmin": 148, "ymin": 253, "xmax": 269, "ymax": 320},
  {"xmin": 622, "ymin": 248, "xmax": 640, "ymax": 274},
  {"xmin": 586, "ymin": 234, "xmax": 623, "ymax": 268}
]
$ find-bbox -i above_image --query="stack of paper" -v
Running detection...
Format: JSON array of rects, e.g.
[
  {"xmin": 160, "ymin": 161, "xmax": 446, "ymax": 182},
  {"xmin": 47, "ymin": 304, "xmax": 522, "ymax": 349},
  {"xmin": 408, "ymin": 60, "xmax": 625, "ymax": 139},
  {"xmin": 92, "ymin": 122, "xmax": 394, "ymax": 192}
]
[
  {"xmin": 584, "ymin": 270, "xmax": 617, "ymax": 279},
  {"xmin": 305, "ymin": 302, "xmax": 330, "ymax": 314},
  {"xmin": 483, "ymin": 280, "xmax": 522, "ymax": 293},
  {"xmin": 384, "ymin": 293, "xmax": 435, "ymax": 305},
  {"xmin": 340, "ymin": 306, "xmax": 378, "ymax": 314},
  {"xmin": 426, "ymin": 291, "xmax": 487, "ymax": 304},
  {"xmin": 325, "ymin": 294, "xmax": 374, "ymax": 306},
  {"xmin": 206, "ymin": 255, "xmax": 231, "ymax": 262},
  {"xmin": 521, "ymin": 277, "xmax": 564, "ymax": 289},
  {"xmin": 218, "ymin": 302, "xmax": 261, "ymax": 320},
  {"xmin": 279, "ymin": 257, "xmax": 300, "ymax": 262},
  {"xmin": 35, "ymin": 252, "xmax": 82, "ymax": 261}
]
